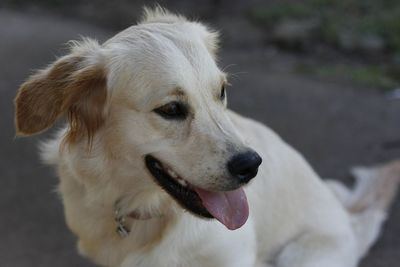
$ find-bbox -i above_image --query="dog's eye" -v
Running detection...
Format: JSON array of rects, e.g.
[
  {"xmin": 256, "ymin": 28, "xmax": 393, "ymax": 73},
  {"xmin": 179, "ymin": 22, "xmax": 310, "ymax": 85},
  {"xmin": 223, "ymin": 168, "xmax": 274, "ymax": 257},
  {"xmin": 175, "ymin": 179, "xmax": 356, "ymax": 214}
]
[
  {"xmin": 220, "ymin": 85, "xmax": 226, "ymax": 101},
  {"xmin": 154, "ymin": 101, "xmax": 187, "ymax": 120}
]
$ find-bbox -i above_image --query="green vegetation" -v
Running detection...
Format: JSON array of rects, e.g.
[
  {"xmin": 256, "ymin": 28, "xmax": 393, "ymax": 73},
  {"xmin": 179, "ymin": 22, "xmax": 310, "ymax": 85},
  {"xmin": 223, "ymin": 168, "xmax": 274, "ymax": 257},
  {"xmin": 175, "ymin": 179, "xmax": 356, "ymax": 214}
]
[
  {"xmin": 249, "ymin": 0, "xmax": 400, "ymax": 53},
  {"xmin": 250, "ymin": 0, "xmax": 400, "ymax": 90},
  {"xmin": 295, "ymin": 63, "xmax": 400, "ymax": 90}
]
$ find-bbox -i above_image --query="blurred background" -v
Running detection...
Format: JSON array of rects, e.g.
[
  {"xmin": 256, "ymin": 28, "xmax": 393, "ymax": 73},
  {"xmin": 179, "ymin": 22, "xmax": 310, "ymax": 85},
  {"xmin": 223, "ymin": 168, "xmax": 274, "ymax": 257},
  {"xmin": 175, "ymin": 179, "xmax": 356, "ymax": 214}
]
[{"xmin": 0, "ymin": 0, "xmax": 399, "ymax": 266}]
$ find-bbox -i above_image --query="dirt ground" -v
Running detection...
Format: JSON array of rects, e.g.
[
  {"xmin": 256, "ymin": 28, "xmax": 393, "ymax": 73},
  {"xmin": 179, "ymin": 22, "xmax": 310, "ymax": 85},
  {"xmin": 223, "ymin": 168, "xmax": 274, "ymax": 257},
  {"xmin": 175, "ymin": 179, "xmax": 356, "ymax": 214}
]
[{"xmin": 0, "ymin": 7, "xmax": 399, "ymax": 267}]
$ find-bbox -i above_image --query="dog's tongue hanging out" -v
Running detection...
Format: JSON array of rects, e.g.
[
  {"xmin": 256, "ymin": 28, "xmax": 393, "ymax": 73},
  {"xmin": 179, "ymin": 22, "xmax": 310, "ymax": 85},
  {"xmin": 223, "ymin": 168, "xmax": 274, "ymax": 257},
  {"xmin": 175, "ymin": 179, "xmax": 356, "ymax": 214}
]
[{"xmin": 194, "ymin": 187, "xmax": 249, "ymax": 230}]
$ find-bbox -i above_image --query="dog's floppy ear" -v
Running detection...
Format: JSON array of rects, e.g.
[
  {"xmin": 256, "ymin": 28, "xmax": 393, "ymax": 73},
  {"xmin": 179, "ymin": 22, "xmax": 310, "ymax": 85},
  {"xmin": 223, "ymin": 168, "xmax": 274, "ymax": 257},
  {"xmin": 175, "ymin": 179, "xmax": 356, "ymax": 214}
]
[{"xmin": 15, "ymin": 39, "xmax": 107, "ymax": 144}]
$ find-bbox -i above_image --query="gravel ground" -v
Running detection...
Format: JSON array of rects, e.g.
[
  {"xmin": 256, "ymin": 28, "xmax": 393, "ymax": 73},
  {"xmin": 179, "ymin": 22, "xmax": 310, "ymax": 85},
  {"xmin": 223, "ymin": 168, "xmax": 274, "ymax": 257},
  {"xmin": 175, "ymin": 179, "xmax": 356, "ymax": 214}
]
[{"xmin": 0, "ymin": 9, "xmax": 399, "ymax": 267}]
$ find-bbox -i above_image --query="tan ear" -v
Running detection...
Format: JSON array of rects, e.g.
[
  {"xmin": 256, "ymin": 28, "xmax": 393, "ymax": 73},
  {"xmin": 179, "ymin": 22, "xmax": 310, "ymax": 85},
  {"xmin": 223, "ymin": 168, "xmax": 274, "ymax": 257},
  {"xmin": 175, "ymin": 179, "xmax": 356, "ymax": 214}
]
[{"xmin": 15, "ymin": 39, "xmax": 107, "ymax": 144}]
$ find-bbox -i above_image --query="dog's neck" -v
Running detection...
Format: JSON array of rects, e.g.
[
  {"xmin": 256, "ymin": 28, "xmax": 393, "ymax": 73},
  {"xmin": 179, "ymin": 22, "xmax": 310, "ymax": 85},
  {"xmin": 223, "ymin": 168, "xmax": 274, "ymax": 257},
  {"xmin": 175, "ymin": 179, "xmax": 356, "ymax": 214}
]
[
  {"xmin": 58, "ymin": 168, "xmax": 175, "ymax": 266},
  {"xmin": 44, "ymin": 133, "xmax": 176, "ymax": 266}
]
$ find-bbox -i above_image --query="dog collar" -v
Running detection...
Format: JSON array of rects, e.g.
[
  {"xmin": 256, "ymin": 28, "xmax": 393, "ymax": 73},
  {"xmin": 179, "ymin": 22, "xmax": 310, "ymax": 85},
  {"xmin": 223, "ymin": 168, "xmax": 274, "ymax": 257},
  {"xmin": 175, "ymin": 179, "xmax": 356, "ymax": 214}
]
[
  {"xmin": 114, "ymin": 206, "xmax": 160, "ymax": 238},
  {"xmin": 114, "ymin": 207, "xmax": 131, "ymax": 238}
]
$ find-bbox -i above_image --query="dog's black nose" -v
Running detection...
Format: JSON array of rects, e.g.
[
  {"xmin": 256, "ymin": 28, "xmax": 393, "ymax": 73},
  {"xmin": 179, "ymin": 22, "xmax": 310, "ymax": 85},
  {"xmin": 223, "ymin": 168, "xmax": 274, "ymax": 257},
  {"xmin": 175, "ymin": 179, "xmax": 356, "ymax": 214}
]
[{"xmin": 227, "ymin": 150, "xmax": 262, "ymax": 184}]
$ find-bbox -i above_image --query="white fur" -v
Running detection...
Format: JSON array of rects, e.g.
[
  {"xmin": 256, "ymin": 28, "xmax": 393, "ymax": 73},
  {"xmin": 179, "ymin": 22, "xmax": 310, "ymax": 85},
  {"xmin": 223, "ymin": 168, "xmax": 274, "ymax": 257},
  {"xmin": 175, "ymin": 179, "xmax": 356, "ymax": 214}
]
[{"xmin": 35, "ymin": 8, "xmax": 398, "ymax": 267}]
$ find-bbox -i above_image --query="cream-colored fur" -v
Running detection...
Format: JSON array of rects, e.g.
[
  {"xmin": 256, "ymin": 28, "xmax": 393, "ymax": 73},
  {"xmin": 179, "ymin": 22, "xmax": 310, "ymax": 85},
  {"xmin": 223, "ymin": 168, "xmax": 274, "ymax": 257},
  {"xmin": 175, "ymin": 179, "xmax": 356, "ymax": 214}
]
[{"xmin": 15, "ymin": 7, "xmax": 399, "ymax": 267}]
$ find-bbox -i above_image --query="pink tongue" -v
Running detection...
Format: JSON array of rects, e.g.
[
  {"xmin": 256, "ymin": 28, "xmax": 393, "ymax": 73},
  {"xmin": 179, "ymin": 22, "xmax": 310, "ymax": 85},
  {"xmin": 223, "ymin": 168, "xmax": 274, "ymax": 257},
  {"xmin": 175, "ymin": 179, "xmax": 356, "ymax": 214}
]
[{"xmin": 194, "ymin": 187, "xmax": 249, "ymax": 230}]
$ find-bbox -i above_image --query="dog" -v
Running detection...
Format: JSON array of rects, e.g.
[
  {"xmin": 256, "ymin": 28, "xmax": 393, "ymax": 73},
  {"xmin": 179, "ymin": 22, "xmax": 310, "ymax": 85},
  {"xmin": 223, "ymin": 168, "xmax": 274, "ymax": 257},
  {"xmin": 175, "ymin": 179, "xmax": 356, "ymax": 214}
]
[{"xmin": 14, "ymin": 7, "xmax": 399, "ymax": 267}]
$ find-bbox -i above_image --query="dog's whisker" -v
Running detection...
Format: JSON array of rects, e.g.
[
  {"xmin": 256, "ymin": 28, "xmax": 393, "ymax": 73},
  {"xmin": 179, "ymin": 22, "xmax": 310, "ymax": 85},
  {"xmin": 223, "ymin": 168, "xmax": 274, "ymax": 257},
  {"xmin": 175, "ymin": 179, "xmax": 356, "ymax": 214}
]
[
  {"xmin": 221, "ymin": 63, "xmax": 237, "ymax": 72},
  {"xmin": 227, "ymin": 71, "xmax": 248, "ymax": 80}
]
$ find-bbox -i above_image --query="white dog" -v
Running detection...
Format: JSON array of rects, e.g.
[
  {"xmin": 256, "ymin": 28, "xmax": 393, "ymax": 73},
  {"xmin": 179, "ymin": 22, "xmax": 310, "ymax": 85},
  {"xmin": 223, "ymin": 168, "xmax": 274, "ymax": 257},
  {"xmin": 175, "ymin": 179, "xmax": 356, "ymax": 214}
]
[{"xmin": 15, "ymin": 7, "xmax": 399, "ymax": 267}]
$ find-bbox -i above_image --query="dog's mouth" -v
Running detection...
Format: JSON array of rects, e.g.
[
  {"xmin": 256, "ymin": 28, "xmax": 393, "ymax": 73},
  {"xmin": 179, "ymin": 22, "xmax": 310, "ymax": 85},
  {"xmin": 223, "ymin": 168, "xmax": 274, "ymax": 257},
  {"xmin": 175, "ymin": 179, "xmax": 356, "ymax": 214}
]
[{"xmin": 145, "ymin": 155, "xmax": 249, "ymax": 230}]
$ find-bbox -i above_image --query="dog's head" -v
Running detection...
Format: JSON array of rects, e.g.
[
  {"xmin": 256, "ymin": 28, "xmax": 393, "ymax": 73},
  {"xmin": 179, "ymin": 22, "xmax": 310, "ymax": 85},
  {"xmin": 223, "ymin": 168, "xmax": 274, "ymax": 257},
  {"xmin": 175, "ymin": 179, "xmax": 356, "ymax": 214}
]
[{"xmin": 15, "ymin": 8, "xmax": 262, "ymax": 230}]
